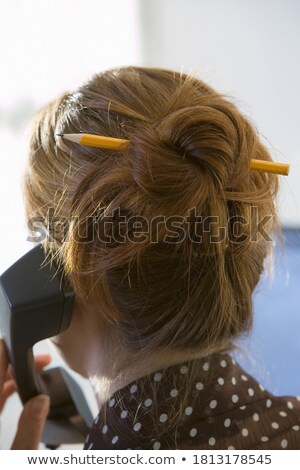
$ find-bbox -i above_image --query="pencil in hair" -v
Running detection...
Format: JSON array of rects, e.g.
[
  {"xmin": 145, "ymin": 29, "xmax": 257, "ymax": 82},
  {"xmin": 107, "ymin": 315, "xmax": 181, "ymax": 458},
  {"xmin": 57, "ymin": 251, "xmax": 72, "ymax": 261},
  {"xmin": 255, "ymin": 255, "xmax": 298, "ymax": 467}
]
[
  {"xmin": 249, "ymin": 159, "xmax": 290, "ymax": 176},
  {"xmin": 56, "ymin": 134, "xmax": 290, "ymax": 176},
  {"xmin": 57, "ymin": 133, "xmax": 130, "ymax": 150}
]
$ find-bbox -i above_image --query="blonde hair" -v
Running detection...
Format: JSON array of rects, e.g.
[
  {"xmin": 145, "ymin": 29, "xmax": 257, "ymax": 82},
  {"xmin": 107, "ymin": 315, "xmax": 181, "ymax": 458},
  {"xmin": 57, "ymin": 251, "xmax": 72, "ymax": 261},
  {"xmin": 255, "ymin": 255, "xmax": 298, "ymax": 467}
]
[{"xmin": 24, "ymin": 66, "xmax": 279, "ymax": 437}]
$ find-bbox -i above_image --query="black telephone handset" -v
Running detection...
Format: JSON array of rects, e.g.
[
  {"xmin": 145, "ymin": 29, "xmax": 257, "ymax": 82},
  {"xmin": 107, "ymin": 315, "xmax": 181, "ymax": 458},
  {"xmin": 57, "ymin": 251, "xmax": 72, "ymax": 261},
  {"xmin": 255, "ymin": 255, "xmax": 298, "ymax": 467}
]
[{"xmin": 0, "ymin": 245, "xmax": 94, "ymax": 447}]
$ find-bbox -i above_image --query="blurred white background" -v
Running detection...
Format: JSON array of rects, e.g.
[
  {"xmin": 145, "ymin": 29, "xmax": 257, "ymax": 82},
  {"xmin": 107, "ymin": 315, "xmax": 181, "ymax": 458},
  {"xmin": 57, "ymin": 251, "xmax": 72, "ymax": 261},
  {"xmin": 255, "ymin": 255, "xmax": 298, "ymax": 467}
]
[
  {"xmin": 0, "ymin": 0, "xmax": 141, "ymax": 272},
  {"xmin": 0, "ymin": 0, "xmax": 299, "ymax": 450}
]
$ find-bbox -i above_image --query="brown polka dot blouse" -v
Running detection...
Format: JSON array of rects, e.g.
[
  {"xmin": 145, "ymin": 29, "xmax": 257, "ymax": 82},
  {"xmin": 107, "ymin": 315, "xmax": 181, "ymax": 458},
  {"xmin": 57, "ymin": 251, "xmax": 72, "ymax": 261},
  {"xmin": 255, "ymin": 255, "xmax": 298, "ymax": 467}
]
[{"xmin": 84, "ymin": 352, "xmax": 300, "ymax": 450}]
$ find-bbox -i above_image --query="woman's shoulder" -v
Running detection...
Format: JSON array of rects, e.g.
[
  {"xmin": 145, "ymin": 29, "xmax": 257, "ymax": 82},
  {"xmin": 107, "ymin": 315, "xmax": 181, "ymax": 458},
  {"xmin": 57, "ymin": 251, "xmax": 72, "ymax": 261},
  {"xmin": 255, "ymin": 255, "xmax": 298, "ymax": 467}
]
[
  {"xmin": 243, "ymin": 393, "xmax": 300, "ymax": 450},
  {"xmin": 179, "ymin": 353, "xmax": 300, "ymax": 450},
  {"xmin": 84, "ymin": 352, "xmax": 300, "ymax": 450}
]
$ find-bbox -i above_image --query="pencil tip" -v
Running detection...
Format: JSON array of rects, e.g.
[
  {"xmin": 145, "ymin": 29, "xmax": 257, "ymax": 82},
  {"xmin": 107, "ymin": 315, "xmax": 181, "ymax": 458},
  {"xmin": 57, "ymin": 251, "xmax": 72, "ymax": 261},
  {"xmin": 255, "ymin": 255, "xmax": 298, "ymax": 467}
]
[{"xmin": 56, "ymin": 133, "xmax": 63, "ymax": 137}]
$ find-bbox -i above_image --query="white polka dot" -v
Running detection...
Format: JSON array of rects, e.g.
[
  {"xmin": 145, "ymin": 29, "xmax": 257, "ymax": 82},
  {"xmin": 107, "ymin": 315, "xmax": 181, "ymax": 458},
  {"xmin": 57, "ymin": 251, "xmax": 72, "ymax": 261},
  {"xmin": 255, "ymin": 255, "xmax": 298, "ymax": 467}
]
[
  {"xmin": 241, "ymin": 374, "xmax": 248, "ymax": 381},
  {"xmin": 208, "ymin": 437, "xmax": 216, "ymax": 446},
  {"xmin": 253, "ymin": 413, "xmax": 260, "ymax": 422},
  {"xmin": 120, "ymin": 410, "xmax": 128, "ymax": 419},
  {"xmin": 153, "ymin": 441, "xmax": 161, "ymax": 450},
  {"xmin": 239, "ymin": 405, "xmax": 246, "ymax": 410},
  {"xmin": 259, "ymin": 383, "xmax": 265, "ymax": 391},
  {"xmin": 185, "ymin": 406, "xmax": 193, "ymax": 416},
  {"xmin": 272, "ymin": 422, "xmax": 279, "ymax": 429},
  {"xmin": 102, "ymin": 425, "xmax": 108, "ymax": 434},
  {"xmin": 266, "ymin": 399, "xmax": 272, "ymax": 408},
  {"xmin": 202, "ymin": 362, "xmax": 210, "ymax": 371},
  {"xmin": 287, "ymin": 401, "xmax": 294, "ymax": 409},
  {"xmin": 109, "ymin": 398, "xmax": 116, "ymax": 407},
  {"xmin": 153, "ymin": 372, "xmax": 162, "ymax": 382},
  {"xmin": 159, "ymin": 413, "xmax": 168, "ymax": 423},
  {"xmin": 279, "ymin": 411, "xmax": 287, "ymax": 417},
  {"xmin": 231, "ymin": 358, "xmax": 236, "ymax": 365},
  {"xmin": 133, "ymin": 422, "xmax": 142, "ymax": 432},
  {"xmin": 228, "ymin": 445, "xmax": 235, "ymax": 449},
  {"xmin": 242, "ymin": 428, "xmax": 249, "ymax": 437},
  {"xmin": 170, "ymin": 389, "xmax": 178, "ymax": 397},
  {"xmin": 296, "ymin": 396, "xmax": 300, "ymax": 402},
  {"xmin": 292, "ymin": 425, "xmax": 300, "ymax": 431},
  {"xmin": 130, "ymin": 384, "xmax": 138, "ymax": 394},
  {"xmin": 281, "ymin": 439, "xmax": 288, "ymax": 448},
  {"xmin": 95, "ymin": 415, "xmax": 99, "ymax": 425},
  {"xmin": 88, "ymin": 442, "xmax": 93, "ymax": 450},
  {"xmin": 231, "ymin": 377, "xmax": 237, "ymax": 385},
  {"xmin": 209, "ymin": 400, "xmax": 217, "ymax": 409},
  {"xmin": 232, "ymin": 394, "xmax": 239, "ymax": 403},
  {"xmin": 217, "ymin": 377, "xmax": 224, "ymax": 385},
  {"xmin": 248, "ymin": 388, "xmax": 255, "ymax": 397},
  {"xmin": 224, "ymin": 418, "xmax": 231, "ymax": 428},
  {"xmin": 144, "ymin": 398, "xmax": 152, "ymax": 407},
  {"xmin": 220, "ymin": 359, "xmax": 227, "ymax": 368},
  {"xmin": 112, "ymin": 435, "xmax": 119, "ymax": 444},
  {"xmin": 261, "ymin": 436, "xmax": 269, "ymax": 442},
  {"xmin": 180, "ymin": 365, "xmax": 189, "ymax": 374},
  {"xmin": 196, "ymin": 382, "xmax": 204, "ymax": 391},
  {"xmin": 190, "ymin": 428, "xmax": 197, "ymax": 437}
]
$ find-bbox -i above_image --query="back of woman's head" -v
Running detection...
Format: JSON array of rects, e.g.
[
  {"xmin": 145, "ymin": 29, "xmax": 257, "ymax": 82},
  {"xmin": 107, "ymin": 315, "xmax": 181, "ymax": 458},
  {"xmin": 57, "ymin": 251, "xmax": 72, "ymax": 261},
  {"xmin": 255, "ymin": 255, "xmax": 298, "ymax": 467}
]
[{"xmin": 24, "ymin": 66, "xmax": 279, "ymax": 357}]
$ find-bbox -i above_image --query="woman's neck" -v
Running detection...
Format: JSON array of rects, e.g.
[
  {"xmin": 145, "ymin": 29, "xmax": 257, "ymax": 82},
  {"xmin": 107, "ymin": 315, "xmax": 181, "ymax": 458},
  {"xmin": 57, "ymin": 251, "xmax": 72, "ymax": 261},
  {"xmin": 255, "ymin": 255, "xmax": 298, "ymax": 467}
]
[
  {"xmin": 51, "ymin": 302, "xmax": 208, "ymax": 407},
  {"xmin": 86, "ymin": 333, "xmax": 206, "ymax": 407}
]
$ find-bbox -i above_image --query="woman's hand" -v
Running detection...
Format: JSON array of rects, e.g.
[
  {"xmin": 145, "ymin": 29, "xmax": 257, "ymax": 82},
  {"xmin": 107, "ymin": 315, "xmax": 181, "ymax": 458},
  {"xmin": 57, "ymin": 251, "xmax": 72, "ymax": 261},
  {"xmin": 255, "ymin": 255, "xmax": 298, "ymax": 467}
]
[{"xmin": 0, "ymin": 338, "xmax": 51, "ymax": 449}]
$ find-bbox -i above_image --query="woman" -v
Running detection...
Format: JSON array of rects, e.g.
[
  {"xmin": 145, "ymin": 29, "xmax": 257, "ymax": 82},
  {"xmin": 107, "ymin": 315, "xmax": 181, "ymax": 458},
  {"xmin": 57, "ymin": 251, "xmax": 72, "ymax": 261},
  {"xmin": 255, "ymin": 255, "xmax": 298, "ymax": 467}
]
[{"xmin": 1, "ymin": 66, "xmax": 299, "ymax": 449}]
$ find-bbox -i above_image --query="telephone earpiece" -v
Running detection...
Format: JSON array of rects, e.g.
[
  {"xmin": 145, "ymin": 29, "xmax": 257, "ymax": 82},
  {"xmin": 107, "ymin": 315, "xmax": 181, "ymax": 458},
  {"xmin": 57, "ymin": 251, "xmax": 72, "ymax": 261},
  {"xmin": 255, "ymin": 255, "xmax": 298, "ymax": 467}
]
[{"xmin": 0, "ymin": 245, "xmax": 94, "ymax": 446}]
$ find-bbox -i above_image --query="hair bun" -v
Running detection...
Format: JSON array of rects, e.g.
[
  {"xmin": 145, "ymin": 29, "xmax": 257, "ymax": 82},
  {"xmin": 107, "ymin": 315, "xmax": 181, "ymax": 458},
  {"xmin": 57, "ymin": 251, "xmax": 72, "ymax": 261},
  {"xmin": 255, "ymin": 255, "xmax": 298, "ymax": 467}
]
[{"xmin": 155, "ymin": 102, "xmax": 241, "ymax": 189}]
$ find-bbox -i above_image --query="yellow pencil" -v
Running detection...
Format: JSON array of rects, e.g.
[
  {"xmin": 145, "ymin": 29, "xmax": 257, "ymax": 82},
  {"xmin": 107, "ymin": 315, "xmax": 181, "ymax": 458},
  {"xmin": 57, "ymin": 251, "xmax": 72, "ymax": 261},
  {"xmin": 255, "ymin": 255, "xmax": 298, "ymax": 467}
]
[
  {"xmin": 57, "ymin": 133, "xmax": 130, "ymax": 150},
  {"xmin": 249, "ymin": 159, "xmax": 290, "ymax": 176},
  {"xmin": 57, "ymin": 134, "xmax": 290, "ymax": 176}
]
